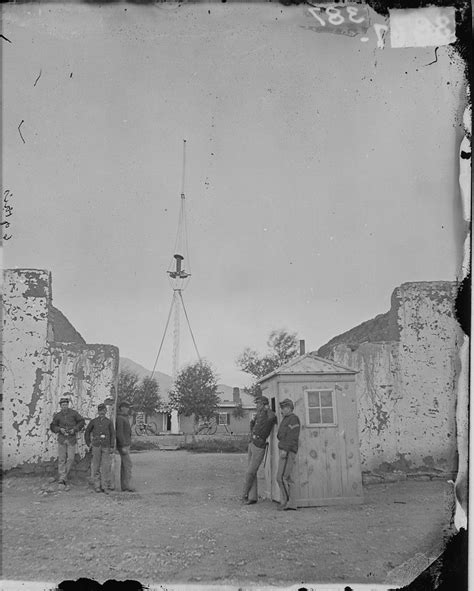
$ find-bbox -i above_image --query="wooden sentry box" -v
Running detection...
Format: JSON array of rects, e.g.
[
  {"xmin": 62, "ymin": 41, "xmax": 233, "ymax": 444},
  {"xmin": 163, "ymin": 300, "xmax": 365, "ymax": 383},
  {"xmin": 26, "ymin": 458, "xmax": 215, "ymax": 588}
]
[{"xmin": 258, "ymin": 354, "xmax": 363, "ymax": 507}]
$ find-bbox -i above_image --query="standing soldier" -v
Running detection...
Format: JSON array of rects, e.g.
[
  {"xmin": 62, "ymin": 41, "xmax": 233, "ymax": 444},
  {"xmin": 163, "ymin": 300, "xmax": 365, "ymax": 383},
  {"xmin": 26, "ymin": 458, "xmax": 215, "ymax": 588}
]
[
  {"xmin": 84, "ymin": 403, "xmax": 116, "ymax": 494},
  {"xmin": 276, "ymin": 398, "xmax": 301, "ymax": 511},
  {"xmin": 50, "ymin": 395, "xmax": 85, "ymax": 490},
  {"xmin": 116, "ymin": 401, "xmax": 135, "ymax": 492},
  {"xmin": 242, "ymin": 395, "xmax": 277, "ymax": 505}
]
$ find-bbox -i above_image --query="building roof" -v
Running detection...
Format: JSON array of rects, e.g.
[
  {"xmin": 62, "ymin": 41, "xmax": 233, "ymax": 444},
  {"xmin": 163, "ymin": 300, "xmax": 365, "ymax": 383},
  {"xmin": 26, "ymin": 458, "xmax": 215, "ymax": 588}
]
[
  {"xmin": 217, "ymin": 386, "xmax": 256, "ymax": 409},
  {"xmin": 257, "ymin": 353, "xmax": 357, "ymax": 384},
  {"xmin": 240, "ymin": 391, "xmax": 256, "ymax": 407},
  {"xmin": 218, "ymin": 402, "xmax": 255, "ymax": 410}
]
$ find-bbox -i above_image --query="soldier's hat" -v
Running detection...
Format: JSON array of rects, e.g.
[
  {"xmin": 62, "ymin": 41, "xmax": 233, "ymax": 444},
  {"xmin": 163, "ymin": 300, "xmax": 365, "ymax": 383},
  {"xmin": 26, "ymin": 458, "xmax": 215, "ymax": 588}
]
[
  {"xmin": 279, "ymin": 398, "xmax": 294, "ymax": 410},
  {"xmin": 257, "ymin": 396, "xmax": 269, "ymax": 405},
  {"xmin": 98, "ymin": 403, "xmax": 107, "ymax": 411}
]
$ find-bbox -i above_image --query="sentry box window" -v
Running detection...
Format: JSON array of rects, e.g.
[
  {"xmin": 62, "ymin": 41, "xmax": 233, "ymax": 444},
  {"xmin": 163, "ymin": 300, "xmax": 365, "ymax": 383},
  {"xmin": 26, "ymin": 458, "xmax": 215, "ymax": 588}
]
[{"xmin": 305, "ymin": 390, "xmax": 337, "ymax": 426}]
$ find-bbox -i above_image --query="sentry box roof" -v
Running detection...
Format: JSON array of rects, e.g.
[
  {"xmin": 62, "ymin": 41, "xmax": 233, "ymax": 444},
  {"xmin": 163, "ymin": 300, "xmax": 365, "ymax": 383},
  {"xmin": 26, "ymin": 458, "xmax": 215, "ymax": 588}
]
[{"xmin": 257, "ymin": 353, "xmax": 358, "ymax": 384}]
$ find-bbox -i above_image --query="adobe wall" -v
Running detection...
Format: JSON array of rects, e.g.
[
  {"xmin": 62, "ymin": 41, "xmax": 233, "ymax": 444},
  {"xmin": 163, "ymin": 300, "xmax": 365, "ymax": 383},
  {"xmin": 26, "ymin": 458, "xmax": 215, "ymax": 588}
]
[
  {"xmin": 2, "ymin": 269, "xmax": 119, "ymax": 472},
  {"xmin": 321, "ymin": 282, "xmax": 461, "ymax": 474}
]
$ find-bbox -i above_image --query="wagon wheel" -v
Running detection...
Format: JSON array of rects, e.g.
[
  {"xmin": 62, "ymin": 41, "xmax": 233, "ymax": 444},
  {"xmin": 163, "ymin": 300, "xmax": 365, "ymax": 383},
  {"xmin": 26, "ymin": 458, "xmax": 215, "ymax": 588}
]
[
  {"xmin": 195, "ymin": 422, "xmax": 207, "ymax": 435},
  {"xmin": 147, "ymin": 421, "xmax": 158, "ymax": 435},
  {"xmin": 134, "ymin": 423, "xmax": 146, "ymax": 436}
]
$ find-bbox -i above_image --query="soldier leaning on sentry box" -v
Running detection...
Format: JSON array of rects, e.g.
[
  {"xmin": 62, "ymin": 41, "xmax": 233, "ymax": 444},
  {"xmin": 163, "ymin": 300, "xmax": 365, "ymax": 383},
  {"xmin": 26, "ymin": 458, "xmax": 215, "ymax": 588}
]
[
  {"xmin": 241, "ymin": 395, "xmax": 277, "ymax": 505},
  {"xmin": 276, "ymin": 398, "xmax": 301, "ymax": 511}
]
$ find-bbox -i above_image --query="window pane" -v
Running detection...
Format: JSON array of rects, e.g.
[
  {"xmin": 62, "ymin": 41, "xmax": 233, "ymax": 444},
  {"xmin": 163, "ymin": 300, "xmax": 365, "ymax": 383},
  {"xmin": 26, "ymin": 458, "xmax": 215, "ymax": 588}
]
[
  {"xmin": 309, "ymin": 408, "xmax": 321, "ymax": 424},
  {"xmin": 321, "ymin": 408, "xmax": 334, "ymax": 424},
  {"xmin": 307, "ymin": 391, "xmax": 320, "ymax": 407},
  {"xmin": 320, "ymin": 391, "xmax": 333, "ymax": 407}
]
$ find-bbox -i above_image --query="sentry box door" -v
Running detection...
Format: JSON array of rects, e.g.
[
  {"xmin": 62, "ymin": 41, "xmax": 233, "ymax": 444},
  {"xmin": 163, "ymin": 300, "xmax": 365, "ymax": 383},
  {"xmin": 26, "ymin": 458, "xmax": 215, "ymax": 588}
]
[{"xmin": 296, "ymin": 379, "xmax": 363, "ymax": 506}]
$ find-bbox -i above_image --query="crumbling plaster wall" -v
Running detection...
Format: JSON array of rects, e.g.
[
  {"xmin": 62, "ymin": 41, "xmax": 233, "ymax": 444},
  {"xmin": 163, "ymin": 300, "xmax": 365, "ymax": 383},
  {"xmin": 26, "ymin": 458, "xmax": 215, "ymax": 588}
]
[
  {"xmin": 2, "ymin": 269, "xmax": 119, "ymax": 471},
  {"xmin": 326, "ymin": 282, "xmax": 460, "ymax": 474}
]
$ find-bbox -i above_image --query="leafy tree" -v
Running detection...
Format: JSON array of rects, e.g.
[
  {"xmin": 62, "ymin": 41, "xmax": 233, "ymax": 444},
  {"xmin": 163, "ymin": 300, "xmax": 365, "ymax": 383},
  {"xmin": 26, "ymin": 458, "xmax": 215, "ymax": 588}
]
[
  {"xmin": 134, "ymin": 375, "xmax": 162, "ymax": 419},
  {"xmin": 236, "ymin": 329, "xmax": 299, "ymax": 399},
  {"xmin": 117, "ymin": 368, "xmax": 141, "ymax": 407},
  {"xmin": 169, "ymin": 360, "xmax": 220, "ymax": 428},
  {"xmin": 117, "ymin": 369, "xmax": 162, "ymax": 420},
  {"xmin": 267, "ymin": 329, "xmax": 299, "ymax": 366}
]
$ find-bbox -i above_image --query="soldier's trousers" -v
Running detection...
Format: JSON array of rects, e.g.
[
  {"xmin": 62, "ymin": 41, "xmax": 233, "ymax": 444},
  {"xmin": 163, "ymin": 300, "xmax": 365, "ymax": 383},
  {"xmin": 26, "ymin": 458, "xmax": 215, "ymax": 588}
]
[
  {"xmin": 58, "ymin": 440, "xmax": 76, "ymax": 482},
  {"xmin": 276, "ymin": 450, "xmax": 297, "ymax": 509},
  {"xmin": 242, "ymin": 442, "xmax": 266, "ymax": 502},
  {"xmin": 91, "ymin": 446, "xmax": 111, "ymax": 490},
  {"xmin": 118, "ymin": 446, "xmax": 133, "ymax": 491}
]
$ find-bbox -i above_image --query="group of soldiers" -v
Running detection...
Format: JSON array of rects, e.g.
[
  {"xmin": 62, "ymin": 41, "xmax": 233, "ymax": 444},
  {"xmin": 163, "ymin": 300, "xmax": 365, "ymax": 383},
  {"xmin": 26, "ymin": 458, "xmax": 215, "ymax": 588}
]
[
  {"xmin": 50, "ymin": 394, "xmax": 135, "ymax": 493},
  {"xmin": 242, "ymin": 395, "xmax": 301, "ymax": 510},
  {"xmin": 51, "ymin": 391, "xmax": 301, "ymax": 508}
]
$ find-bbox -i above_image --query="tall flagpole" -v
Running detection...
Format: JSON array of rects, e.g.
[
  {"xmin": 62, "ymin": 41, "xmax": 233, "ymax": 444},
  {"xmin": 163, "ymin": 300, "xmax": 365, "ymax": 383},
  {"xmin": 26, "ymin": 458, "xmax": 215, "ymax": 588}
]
[{"xmin": 151, "ymin": 140, "xmax": 200, "ymax": 435}]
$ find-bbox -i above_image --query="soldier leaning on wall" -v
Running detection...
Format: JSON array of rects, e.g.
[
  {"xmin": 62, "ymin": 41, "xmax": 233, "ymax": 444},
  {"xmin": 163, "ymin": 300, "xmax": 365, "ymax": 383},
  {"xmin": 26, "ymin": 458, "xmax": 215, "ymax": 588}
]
[
  {"xmin": 115, "ymin": 401, "xmax": 136, "ymax": 492},
  {"xmin": 85, "ymin": 403, "xmax": 116, "ymax": 494},
  {"xmin": 50, "ymin": 395, "xmax": 85, "ymax": 490}
]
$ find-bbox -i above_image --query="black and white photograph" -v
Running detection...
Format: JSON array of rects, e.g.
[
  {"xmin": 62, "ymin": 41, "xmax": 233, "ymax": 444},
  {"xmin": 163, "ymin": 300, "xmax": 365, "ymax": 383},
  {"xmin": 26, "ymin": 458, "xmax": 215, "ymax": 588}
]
[{"xmin": 1, "ymin": 1, "xmax": 470, "ymax": 589}]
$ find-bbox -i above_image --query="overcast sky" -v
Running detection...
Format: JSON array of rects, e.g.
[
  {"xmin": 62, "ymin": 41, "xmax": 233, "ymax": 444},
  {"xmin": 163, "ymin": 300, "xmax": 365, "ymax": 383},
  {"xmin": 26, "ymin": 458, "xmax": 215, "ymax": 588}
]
[{"xmin": 3, "ymin": 3, "xmax": 467, "ymax": 387}]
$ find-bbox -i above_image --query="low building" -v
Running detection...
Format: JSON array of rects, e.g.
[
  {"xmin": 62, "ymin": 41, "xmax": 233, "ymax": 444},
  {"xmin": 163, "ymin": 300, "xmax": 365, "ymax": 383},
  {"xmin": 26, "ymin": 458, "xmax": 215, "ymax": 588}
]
[
  {"xmin": 144, "ymin": 386, "xmax": 256, "ymax": 436},
  {"xmin": 211, "ymin": 386, "xmax": 257, "ymax": 435}
]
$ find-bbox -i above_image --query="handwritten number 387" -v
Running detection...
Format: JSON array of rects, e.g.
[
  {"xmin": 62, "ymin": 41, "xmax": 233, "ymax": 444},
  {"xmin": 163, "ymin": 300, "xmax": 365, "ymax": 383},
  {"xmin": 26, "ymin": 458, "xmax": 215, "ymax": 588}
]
[{"xmin": 309, "ymin": 6, "xmax": 366, "ymax": 26}]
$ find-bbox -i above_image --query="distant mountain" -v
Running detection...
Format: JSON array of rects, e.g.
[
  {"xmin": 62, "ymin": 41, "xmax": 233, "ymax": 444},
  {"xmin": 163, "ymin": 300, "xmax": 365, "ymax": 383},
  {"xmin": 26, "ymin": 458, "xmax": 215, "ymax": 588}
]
[{"xmin": 119, "ymin": 357, "xmax": 174, "ymax": 393}]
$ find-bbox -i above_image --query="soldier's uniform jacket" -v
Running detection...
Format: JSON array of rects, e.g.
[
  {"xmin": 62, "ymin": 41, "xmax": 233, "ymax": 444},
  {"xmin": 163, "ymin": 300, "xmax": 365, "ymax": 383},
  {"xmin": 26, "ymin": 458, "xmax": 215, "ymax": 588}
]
[
  {"xmin": 50, "ymin": 408, "xmax": 85, "ymax": 444},
  {"xmin": 250, "ymin": 407, "xmax": 277, "ymax": 448},
  {"xmin": 277, "ymin": 413, "xmax": 301, "ymax": 453},
  {"xmin": 85, "ymin": 416, "xmax": 116, "ymax": 448},
  {"xmin": 115, "ymin": 414, "xmax": 132, "ymax": 448}
]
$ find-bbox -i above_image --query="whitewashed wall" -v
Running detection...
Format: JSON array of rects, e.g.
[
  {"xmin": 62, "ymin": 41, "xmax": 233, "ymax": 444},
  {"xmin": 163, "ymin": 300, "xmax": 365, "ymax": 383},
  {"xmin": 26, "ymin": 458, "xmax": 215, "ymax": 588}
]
[
  {"xmin": 330, "ymin": 282, "xmax": 460, "ymax": 473},
  {"xmin": 2, "ymin": 269, "xmax": 119, "ymax": 470}
]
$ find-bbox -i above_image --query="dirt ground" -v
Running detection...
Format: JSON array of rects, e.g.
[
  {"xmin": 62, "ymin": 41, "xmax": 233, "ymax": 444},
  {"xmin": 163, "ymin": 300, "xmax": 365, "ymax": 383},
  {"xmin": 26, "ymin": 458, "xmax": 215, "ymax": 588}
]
[{"xmin": 3, "ymin": 450, "xmax": 454, "ymax": 587}]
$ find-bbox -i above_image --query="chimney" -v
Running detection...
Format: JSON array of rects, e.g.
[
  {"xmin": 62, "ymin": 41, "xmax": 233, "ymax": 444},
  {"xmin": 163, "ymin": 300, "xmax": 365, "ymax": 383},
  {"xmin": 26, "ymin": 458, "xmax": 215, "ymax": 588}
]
[
  {"xmin": 233, "ymin": 387, "xmax": 241, "ymax": 404},
  {"xmin": 299, "ymin": 340, "xmax": 305, "ymax": 355}
]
